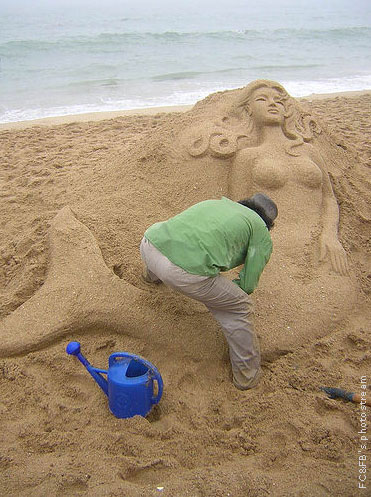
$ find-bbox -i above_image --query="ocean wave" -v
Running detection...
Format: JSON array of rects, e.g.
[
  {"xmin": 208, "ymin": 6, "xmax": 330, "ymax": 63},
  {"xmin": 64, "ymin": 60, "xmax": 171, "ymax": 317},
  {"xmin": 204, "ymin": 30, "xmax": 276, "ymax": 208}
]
[
  {"xmin": 1, "ymin": 26, "xmax": 370, "ymax": 54},
  {"xmin": 152, "ymin": 71, "xmax": 204, "ymax": 81},
  {"xmin": 0, "ymin": 91, "xmax": 206, "ymax": 124},
  {"xmin": 152, "ymin": 67, "xmax": 248, "ymax": 81},
  {"xmin": 66, "ymin": 78, "xmax": 121, "ymax": 88},
  {"xmin": 251, "ymin": 64, "xmax": 323, "ymax": 71}
]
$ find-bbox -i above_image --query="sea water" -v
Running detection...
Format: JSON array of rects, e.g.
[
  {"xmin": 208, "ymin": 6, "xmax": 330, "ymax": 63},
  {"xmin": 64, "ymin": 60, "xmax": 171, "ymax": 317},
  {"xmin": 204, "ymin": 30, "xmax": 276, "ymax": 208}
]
[{"xmin": 0, "ymin": 0, "xmax": 370, "ymax": 123}]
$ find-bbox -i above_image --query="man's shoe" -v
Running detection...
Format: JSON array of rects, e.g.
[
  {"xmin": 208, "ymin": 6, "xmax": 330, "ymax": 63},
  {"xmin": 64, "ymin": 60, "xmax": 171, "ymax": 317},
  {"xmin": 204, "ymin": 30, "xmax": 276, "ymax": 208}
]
[{"xmin": 233, "ymin": 368, "xmax": 262, "ymax": 390}]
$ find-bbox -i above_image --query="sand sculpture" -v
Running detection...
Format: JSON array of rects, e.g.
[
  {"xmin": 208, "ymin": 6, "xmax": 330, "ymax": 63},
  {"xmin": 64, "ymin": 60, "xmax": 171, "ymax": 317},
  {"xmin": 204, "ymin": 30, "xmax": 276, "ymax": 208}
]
[
  {"xmin": 0, "ymin": 206, "xmax": 220, "ymax": 362},
  {"xmin": 0, "ymin": 80, "xmax": 365, "ymax": 363},
  {"xmin": 179, "ymin": 80, "xmax": 361, "ymax": 358}
]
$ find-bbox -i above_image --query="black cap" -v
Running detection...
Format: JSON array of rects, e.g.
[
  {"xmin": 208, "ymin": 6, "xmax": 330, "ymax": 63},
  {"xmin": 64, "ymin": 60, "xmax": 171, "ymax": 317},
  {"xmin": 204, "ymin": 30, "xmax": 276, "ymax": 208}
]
[{"xmin": 250, "ymin": 193, "xmax": 278, "ymax": 225}]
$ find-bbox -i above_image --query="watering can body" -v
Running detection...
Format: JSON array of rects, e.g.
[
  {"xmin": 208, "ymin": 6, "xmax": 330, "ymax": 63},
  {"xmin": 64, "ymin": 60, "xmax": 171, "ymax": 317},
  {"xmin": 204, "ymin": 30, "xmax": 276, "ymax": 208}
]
[
  {"xmin": 106, "ymin": 352, "xmax": 163, "ymax": 418},
  {"xmin": 66, "ymin": 343, "xmax": 163, "ymax": 419}
]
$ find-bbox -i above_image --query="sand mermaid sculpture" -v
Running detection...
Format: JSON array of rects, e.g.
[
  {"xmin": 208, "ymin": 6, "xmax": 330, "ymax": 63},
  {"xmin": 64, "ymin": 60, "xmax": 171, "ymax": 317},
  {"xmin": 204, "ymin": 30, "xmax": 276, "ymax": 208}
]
[
  {"xmin": 228, "ymin": 81, "xmax": 359, "ymax": 356},
  {"xmin": 230, "ymin": 80, "xmax": 349, "ymax": 274},
  {"xmin": 182, "ymin": 79, "xmax": 358, "ymax": 358},
  {"xmin": 0, "ymin": 79, "xmax": 360, "ymax": 362}
]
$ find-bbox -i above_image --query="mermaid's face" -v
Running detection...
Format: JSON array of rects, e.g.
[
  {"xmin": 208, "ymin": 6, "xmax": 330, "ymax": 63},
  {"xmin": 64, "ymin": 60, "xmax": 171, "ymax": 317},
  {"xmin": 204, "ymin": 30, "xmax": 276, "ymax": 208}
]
[{"xmin": 248, "ymin": 87, "xmax": 285, "ymax": 125}]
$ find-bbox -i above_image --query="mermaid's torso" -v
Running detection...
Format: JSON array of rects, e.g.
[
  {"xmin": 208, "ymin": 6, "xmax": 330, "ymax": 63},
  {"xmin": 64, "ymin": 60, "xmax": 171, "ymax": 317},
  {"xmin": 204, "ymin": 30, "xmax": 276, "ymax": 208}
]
[
  {"xmin": 230, "ymin": 136, "xmax": 356, "ymax": 357},
  {"xmin": 246, "ymin": 148, "xmax": 323, "ymax": 191},
  {"xmin": 232, "ymin": 144, "xmax": 326, "ymax": 258}
]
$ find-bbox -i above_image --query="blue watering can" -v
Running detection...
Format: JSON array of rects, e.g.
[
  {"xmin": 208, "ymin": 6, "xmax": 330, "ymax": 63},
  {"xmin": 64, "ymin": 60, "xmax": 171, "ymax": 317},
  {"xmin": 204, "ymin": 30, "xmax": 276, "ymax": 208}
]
[{"xmin": 66, "ymin": 341, "xmax": 163, "ymax": 419}]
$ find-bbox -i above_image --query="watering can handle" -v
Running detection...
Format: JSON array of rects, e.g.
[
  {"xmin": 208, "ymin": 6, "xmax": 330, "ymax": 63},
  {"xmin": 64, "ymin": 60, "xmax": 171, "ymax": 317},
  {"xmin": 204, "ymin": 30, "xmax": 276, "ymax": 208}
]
[{"xmin": 110, "ymin": 352, "xmax": 163, "ymax": 405}]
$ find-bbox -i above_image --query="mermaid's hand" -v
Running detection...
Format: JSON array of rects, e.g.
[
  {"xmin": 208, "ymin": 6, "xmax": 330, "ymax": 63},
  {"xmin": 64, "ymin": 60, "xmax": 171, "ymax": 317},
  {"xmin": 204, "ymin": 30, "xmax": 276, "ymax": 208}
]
[{"xmin": 319, "ymin": 234, "xmax": 349, "ymax": 276}]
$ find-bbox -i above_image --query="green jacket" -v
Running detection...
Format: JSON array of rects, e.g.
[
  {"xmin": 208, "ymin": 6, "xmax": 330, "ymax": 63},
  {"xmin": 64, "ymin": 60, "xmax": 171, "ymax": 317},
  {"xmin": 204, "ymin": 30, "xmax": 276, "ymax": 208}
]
[{"xmin": 144, "ymin": 197, "xmax": 273, "ymax": 294}]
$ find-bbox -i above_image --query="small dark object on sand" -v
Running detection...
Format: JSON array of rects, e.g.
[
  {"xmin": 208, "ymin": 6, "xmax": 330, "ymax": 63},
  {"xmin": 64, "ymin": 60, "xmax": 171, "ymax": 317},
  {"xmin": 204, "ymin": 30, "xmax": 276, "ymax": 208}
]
[{"xmin": 321, "ymin": 387, "xmax": 371, "ymax": 407}]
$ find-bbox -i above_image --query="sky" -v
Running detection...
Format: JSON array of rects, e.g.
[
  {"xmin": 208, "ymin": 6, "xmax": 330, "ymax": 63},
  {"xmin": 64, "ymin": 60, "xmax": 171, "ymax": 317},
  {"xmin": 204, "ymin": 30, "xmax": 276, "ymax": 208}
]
[{"xmin": 0, "ymin": 0, "xmax": 370, "ymax": 13}]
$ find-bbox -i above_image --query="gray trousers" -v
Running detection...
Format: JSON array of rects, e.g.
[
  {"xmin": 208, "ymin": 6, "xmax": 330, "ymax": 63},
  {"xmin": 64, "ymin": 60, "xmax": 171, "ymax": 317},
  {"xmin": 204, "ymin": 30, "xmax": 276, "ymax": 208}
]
[{"xmin": 140, "ymin": 237, "xmax": 261, "ymax": 389}]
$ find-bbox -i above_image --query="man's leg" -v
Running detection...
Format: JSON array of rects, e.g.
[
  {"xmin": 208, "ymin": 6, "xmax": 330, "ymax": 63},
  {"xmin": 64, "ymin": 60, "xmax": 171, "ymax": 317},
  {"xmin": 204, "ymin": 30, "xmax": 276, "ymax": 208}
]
[
  {"xmin": 174, "ymin": 272, "xmax": 260, "ymax": 389},
  {"xmin": 139, "ymin": 237, "xmax": 261, "ymax": 389},
  {"xmin": 204, "ymin": 284, "xmax": 261, "ymax": 390}
]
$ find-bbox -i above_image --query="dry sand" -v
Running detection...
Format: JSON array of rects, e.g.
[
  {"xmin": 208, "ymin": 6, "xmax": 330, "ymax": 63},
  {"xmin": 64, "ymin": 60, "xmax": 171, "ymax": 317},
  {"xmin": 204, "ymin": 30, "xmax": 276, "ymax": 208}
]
[{"xmin": 0, "ymin": 88, "xmax": 370, "ymax": 497}]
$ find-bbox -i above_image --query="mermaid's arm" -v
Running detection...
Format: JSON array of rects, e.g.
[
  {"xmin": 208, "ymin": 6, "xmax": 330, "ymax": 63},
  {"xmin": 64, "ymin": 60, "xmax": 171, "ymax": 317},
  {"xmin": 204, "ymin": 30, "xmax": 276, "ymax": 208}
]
[{"xmin": 312, "ymin": 149, "xmax": 349, "ymax": 275}]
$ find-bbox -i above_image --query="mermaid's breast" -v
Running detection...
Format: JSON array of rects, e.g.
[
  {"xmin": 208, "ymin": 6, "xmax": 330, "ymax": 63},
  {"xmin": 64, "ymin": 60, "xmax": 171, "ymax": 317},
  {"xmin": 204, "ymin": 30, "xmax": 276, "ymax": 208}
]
[
  {"xmin": 293, "ymin": 158, "xmax": 323, "ymax": 189},
  {"xmin": 252, "ymin": 156, "xmax": 323, "ymax": 190},
  {"xmin": 252, "ymin": 158, "xmax": 288, "ymax": 189}
]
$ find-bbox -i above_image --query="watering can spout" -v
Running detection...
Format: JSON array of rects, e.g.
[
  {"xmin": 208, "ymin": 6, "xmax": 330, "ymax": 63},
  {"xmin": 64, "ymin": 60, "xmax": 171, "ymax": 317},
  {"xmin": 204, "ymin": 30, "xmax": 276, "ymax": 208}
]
[
  {"xmin": 66, "ymin": 341, "xmax": 108, "ymax": 396},
  {"xmin": 86, "ymin": 365, "xmax": 109, "ymax": 396}
]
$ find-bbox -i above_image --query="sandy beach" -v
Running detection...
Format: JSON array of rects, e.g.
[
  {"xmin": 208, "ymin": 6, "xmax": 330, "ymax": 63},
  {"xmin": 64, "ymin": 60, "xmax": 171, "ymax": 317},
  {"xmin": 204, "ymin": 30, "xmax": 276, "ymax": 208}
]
[{"xmin": 0, "ymin": 87, "xmax": 370, "ymax": 497}]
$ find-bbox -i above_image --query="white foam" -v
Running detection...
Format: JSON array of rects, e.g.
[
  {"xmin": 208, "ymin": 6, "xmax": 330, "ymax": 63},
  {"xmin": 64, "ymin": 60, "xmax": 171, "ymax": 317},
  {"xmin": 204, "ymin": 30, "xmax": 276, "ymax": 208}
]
[
  {"xmin": 1, "ymin": 76, "xmax": 370, "ymax": 124},
  {"xmin": 283, "ymin": 75, "xmax": 371, "ymax": 97}
]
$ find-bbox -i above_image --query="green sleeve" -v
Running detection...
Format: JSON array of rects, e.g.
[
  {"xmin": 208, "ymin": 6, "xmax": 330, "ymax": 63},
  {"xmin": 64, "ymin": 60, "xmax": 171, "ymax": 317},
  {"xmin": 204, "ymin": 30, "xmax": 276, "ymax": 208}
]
[{"xmin": 233, "ymin": 234, "xmax": 272, "ymax": 294}]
